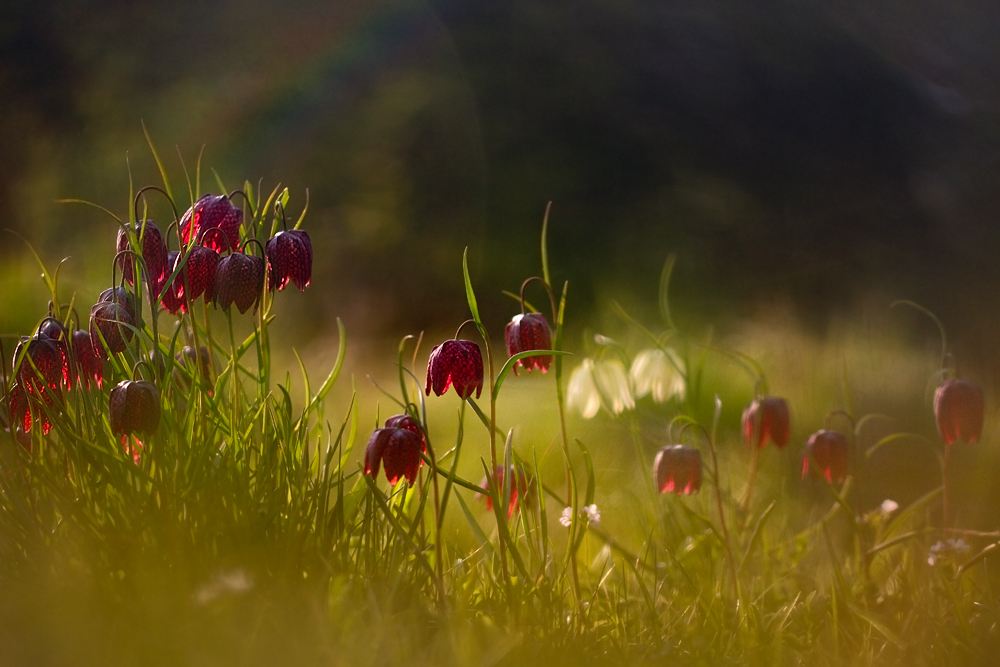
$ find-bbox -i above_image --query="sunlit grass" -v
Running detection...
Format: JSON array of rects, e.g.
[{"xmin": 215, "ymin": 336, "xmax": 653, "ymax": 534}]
[{"xmin": 2, "ymin": 166, "xmax": 1000, "ymax": 667}]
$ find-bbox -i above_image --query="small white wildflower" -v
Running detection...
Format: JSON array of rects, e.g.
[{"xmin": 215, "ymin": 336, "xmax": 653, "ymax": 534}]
[
  {"xmin": 927, "ymin": 538, "xmax": 971, "ymax": 566},
  {"xmin": 629, "ymin": 348, "xmax": 685, "ymax": 403},
  {"xmin": 584, "ymin": 503, "xmax": 601, "ymax": 527},
  {"xmin": 880, "ymin": 499, "xmax": 899, "ymax": 517},
  {"xmin": 559, "ymin": 506, "xmax": 574, "ymax": 527}
]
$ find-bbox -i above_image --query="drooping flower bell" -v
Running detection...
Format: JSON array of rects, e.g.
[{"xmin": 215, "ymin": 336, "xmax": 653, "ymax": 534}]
[
  {"xmin": 109, "ymin": 380, "xmax": 161, "ymax": 462},
  {"xmin": 90, "ymin": 299, "xmax": 135, "ymax": 359},
  {"xmin": 265, "ymin": 229, "xmax": 312, "ymax": 292},
  {"xmin": 169, "ymin": 246, "xmax": 220, "ymax": 309},
  {"xmin": 630, "ymin": 348, "xmax": 685, "ymax": 403},
  {"xmin": 742, "ymin": 396, "xmax": 791, "ymax": 448},
  {"xmin": 70, "ymin": 329, "xmax": 103, "ymax": 389},
  {"xmin": 934, "ymin": 379, "xmax": 984, "ymax": 445},
  {"xmin": 504, "ymin": 313, "xmax": 552, "ymax": 374},
  {"xmin": 214, "ymin": 251, "xmax": 265, "ymax": 313},
  {"xmin": 425, "ymin": 339, "xmax": 484, "ymax": 399},
  {"xmin": 480, "ymin": 464, "xmax": 533, "ymax": 518},
  {"xmin": 653, "ymin": 445, "xmax": 703, "ymax": 495},
  {"xmin": 116, "ymin": 219, "xmax": 168, "ymax": 289},
  {"xmin": 172, "ymin": 345, "xmax": 214, "ymax": 391},
  {"xmin": 97, "ymin": 286, "xmax": 138, "ymax": 320},
  {"xmin": 364, "ymin": 414, "xmax": 427, "ymax": 485},
  {"xmin": 15, "ymin": 334, "xmax": 68, "ymax": 395},
  {"xmin": 566, "ymin": 358, "xmax": 635, "ymax": 418},
  {"xmin": 37, "ymin": 317, "xmax": 71, "ymax": 388},
  {"xmin": 180, "ymin": 194, "xmax": 243, "ymax": 253},
  {"xmin": 159, "ymin": 251, "xmax": 185, "ymax": 314},
  {"xmin": 801, "ymin": 430, "xmax": 850, "ymax": 482},
  {"xmin": 37, "ymin": 317, "xmax": 69, "ymax": 346},
  {"xmin": 7, "ymin": 382, "xmax": 34, "ymax": 435}
]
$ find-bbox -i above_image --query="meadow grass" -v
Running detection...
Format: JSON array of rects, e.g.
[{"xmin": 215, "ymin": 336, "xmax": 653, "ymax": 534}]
[{"xmin": 2, "ymin": 170, "xmax": 999, "ymax": 667}]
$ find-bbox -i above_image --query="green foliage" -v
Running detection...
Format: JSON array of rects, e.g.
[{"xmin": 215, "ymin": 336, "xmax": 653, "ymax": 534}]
[{"xmin": 1, "ymin": 178, "xmax": 998, "ymax": 667}]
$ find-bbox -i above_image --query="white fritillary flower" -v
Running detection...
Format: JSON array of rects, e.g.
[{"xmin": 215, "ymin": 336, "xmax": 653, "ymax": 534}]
[
  {"xmin": 567, "ymin": 358, "xmax": 635, "ymax": 419},
  {"xmin": 629, "ymin": 348, "xmax": 685, "ymax": 403}
]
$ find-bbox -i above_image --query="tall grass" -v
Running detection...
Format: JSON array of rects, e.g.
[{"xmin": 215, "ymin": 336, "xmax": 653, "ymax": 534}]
[{"xmin": 1, "ymin": 161, "xmax": 999, "ymax": 666}]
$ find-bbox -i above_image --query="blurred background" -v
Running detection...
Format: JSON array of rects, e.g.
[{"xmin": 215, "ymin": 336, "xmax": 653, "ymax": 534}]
[{"xmin": 4, "ymin": 0, "xmax": 1000, "ymax": 367}]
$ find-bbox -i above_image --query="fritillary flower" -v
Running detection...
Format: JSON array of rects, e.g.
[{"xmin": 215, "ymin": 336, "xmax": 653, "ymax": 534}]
[
  {"xmin": 425, "ymin": 339, "xmax": 484, "ymax": 399},
  {"xmin": 742, "ymin": 396, "xmax": 790, "ymax": 448},
  {"xmin": 934, "ymin": 379, "xmax": 984, "ymax": 445},
  {"xmin": 504, "ymin": 313, "xmax": 552, "ymax": 374}
]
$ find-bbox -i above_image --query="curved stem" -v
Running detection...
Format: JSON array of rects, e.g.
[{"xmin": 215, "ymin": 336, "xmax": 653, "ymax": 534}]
[
  {"xmin": 228, "ymin": 189, "xmax": 256, "ymax": 217},
  {"xmin": 518, "ymin": 276, "xmax": 558, "ymax": 323},
  {"xmin": 243, "ymin": 238, "xmax": 265, "ymax": 257},
  {"xmin": 133, "ymin": 185, "xmax": 178, "ymax": 227},
  {"xmin": 890, "ymin": 300, "xmax": 948, "ymax": 369},
  {"xmin": 453, "ymin": 319, "xmax": 478, "ymax": 341}
]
